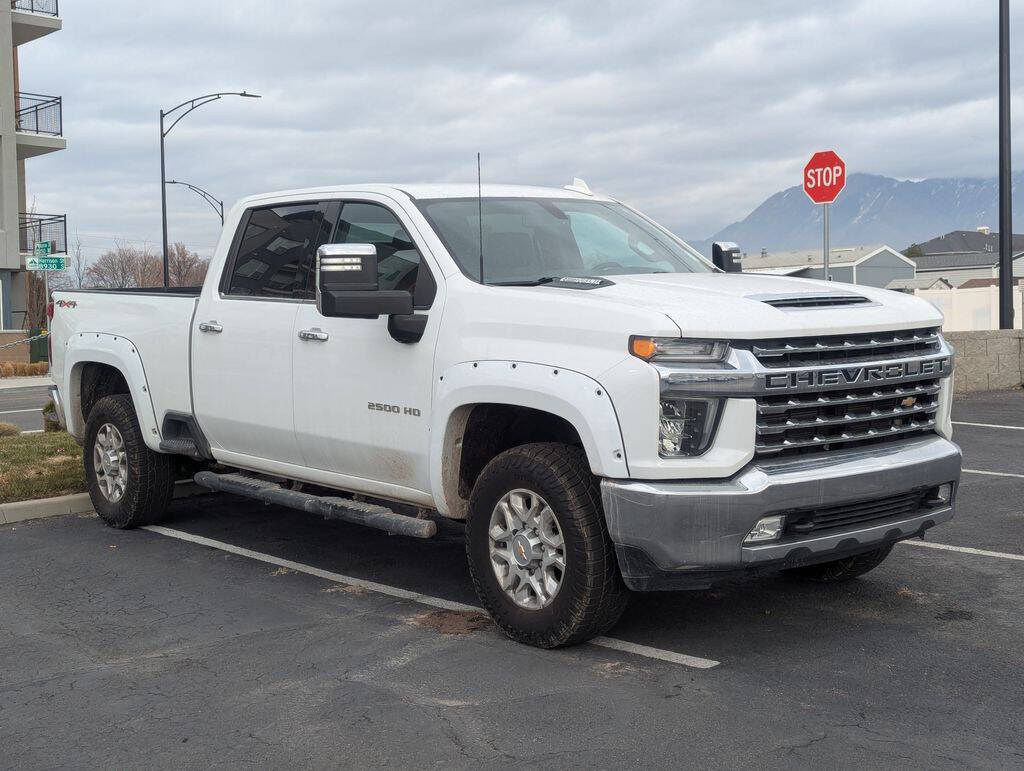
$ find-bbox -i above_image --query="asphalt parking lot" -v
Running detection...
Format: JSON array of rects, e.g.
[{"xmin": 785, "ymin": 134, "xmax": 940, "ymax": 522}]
[
  {"xmin": 2, "ymin": 390, "xmax": 1023, "ymax": 768},
  {"xmin": 0, "ymin": 383, "xmax": 49, "ymax": 432}
]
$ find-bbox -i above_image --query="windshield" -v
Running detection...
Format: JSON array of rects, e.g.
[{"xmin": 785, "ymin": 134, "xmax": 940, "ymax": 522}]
[{"xmin": 415, "ymin": 197, "xmax": 712, "ymax": 284}]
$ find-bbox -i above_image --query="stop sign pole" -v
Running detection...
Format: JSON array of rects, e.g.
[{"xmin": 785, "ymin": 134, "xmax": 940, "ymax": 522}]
[{"xmin": 803, "ymin": 150, "xmax": 846, "ymax": 280}]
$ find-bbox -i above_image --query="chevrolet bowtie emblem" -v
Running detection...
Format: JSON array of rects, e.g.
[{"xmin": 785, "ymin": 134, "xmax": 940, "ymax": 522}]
[{"xmin": 901, "ymin": 396, "xmax": 918, "ymax": 408}]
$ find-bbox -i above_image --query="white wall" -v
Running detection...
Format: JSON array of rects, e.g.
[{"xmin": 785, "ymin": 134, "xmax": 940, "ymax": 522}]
[{"xmin": 918, "ymin": 286, "xmax": 1024, "ymax": 331}]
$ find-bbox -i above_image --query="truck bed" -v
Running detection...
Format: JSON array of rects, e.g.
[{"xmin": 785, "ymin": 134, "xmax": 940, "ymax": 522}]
[{"xmin": 48, "ymin": 289, "xmax": 200, "ymax": 444}]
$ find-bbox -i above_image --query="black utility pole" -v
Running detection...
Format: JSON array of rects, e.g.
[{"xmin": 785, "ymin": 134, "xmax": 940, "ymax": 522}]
[
  {"xmin": 159, "ymin": 91, "xmax": 260, "ymax": 286},
  {"xmin": 999, "ymin": 0, "xmax": 1014, "ymax": 329}
]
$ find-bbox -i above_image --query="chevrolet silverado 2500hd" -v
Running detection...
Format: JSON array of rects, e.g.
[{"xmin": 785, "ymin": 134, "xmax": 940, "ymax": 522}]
[{"xmin": 48, "ymin": 183, "xmax": 961, "ymax": 648}]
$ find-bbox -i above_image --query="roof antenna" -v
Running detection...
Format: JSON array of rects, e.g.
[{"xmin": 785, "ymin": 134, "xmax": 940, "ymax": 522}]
[{"xmin": 477, "ymin": 152, "xmax": 485, "ymax": 285}]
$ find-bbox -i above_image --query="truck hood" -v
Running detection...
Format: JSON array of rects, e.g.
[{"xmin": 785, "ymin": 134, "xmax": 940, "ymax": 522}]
[{"xmin": 543, "ymin": 273, "xmax": 944, "ymax": 338}]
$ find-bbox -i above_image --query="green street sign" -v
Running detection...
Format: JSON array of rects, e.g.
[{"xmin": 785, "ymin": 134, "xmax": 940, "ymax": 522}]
[
  {"xmin": 34, "ymin": 241, "xmax": 51, "ymax": 257},
  {"xmin": 26, "ymin": 255, "xmax": 66, "ymax": 271}
]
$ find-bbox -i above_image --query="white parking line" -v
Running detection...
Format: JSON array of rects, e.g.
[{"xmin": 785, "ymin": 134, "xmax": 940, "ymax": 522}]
[
  {"xmin": 962, "ymin": 468, "xmax": 1024, "ymax": 479},
  {"xmin": 953, "ymin": 420, "xmax": 1024, "ymax": 431},
  {"xmin": 144, "ymin": 525, "xmax": 721, "ymax": 670},
  {"xmin": 901, "ymin": 540, "xmax": 1024, "ymax": 562},
  {"xmin": 0, "ymin": 408, "xmax": 40, "ymax": 415}
]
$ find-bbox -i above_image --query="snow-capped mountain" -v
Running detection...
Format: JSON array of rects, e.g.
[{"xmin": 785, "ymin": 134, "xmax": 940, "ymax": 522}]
[{"xmin": 692, "ymin": 172, "xmax": 1023, "ymax": 255}]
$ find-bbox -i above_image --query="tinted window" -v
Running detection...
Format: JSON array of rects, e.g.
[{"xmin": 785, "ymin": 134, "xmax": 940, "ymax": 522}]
[
  {"xmin": 332, "ymin": 202, "xmax": 421, "ymax": 295},
  {"xmin": 226, "ymin": 203, "xmax": 330, "ymax": 298}
]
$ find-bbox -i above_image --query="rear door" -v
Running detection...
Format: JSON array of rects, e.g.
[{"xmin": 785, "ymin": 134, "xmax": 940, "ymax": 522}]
[
  {"xmin": 292, "ymin": 196, "xmax": 441, "ymax": 494},
  {"xmin": 192, "ymin": 201, "xmax": 333, "ymax": 466}
]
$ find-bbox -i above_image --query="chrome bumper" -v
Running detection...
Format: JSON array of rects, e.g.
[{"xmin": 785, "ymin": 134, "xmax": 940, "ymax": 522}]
[
  {"xmin": 602, "ymin": 435, "xmax": 961, "ymax": 591},
  {"xmin": 47, "ymin": 385, "xmax": 67, "ymax": 430}
]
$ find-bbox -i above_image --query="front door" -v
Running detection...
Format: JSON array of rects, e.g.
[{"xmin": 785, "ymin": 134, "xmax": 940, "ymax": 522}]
[
  {"xmin": 192, "ymin": 200, "xmax": 332, "ymax": 466},
  {"xmin": 292, "ymin": 197, "xmax": 441, "ymax": 495}
]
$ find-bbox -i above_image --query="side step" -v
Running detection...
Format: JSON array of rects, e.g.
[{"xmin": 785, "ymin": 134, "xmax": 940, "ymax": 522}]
[
  {"xmin": 192, "ymin": 471, "xmax": 437, "ymax": 539},
  {"xmin": 159, "ymin": 437, "xmax": 203, "ymax": 459}
]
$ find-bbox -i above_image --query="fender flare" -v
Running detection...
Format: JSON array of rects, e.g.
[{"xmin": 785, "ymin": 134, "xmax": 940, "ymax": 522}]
[
  {"xmin": 63, "ymin": 332, "xmax": 162, "ymax": 451},
  {"xmin": 429, "ymin": 360, "xmax": 629, "ymax": 517}
]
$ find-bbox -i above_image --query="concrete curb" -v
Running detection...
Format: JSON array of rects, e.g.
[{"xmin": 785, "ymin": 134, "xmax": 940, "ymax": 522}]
[
  {"xmin": 0, "ymin": 482, "xmax": 208, "ymax": 525},
  {"xmin": 0, "ymin": 492, "xmax": 93, "ymax": 524}
]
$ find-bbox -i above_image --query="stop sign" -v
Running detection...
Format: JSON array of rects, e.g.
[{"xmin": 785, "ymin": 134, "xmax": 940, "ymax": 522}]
[{"xmin": 803, "ymin": 150, "xmax": 846, "ymax": 204}]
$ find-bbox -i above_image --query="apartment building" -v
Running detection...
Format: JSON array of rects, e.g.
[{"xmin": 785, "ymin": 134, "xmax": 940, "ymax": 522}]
[{"xmin": 1, "ymin": 0, "xmax": 65, "ymax": 330}]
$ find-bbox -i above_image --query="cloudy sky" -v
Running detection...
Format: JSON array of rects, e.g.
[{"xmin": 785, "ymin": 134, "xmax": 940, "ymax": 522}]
[{"xmin": 16, "ymin": 0, "xmax": 1016, "ymax": 260}]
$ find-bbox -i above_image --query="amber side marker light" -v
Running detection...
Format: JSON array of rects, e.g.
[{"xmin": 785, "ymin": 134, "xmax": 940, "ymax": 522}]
[{"xmin": 630, "ymin": 337, "xmax": 658, "ymax": 360}]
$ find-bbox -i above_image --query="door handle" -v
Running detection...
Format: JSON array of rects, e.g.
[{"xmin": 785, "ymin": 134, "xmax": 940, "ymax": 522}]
[
  {"xmin": 298, "ymin": 327, "xmax": 329, "ymax": 342},
  {"xmin": 198, "ymin": 321, "xmax": 223, "ymax": 333}
]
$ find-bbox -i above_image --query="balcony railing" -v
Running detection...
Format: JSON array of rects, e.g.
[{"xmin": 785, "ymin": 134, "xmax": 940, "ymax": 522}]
[
  {"xmin": 16, "ymin": 92, "xmax": 62, "ymax": 136},
  {"xmin": 19, "ymin": 213, "xmax": 67, "ymax": 255},
  {"xmin": 10, "ymin": 0, "xmax": 59, "ymax": 16}
]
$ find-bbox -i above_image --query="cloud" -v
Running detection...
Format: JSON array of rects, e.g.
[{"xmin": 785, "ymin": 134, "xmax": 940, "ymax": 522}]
[{"xmin": 16, "ymin": 0, "xmax": 1013, "ymax": 257}]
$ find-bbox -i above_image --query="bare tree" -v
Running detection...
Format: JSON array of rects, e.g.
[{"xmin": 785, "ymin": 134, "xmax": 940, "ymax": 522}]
[
  {"xmin": 167, "ymin": 241, "xmax": 210, "ymax": 287},
  {"xmin": 85, "ymin": 241, "xmax": 161, "ymax": 289},
  {"xmin": 67, "ymin": 235, "xmax": 87, "ymax": 289},
  {"xmin": 22, "ymin": 271, "xmax": 47, "ymax": 330},
  {"xmin": 48, "ymin": 235, "xmax": 86, "ymax": 293}
]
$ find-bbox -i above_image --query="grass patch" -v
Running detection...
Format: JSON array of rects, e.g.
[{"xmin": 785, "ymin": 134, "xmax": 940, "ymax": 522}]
[{"xmin": 0, "ymin": 431, "xmax": 85, "ymax": 504}]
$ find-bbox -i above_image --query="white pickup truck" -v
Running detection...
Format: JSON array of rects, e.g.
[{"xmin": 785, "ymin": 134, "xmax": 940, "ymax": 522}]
[{"xmin": 48, "ymin": 182, "xmax": 961, "ymax": 648}]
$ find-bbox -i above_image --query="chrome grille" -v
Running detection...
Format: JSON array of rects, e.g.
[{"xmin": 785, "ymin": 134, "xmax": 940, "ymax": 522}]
[
  {"xmin": 755, "ymin": 379, "xmax": 941, "ymax": 457},
  {"xmin": 750, "ymin": 327, "xmax": 941, "ymax": 368}
]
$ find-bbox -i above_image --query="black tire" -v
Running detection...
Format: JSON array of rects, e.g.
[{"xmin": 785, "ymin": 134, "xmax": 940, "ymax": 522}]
[
  {"xmin": 783, "ymin": 544, "xmax": 894, "ymax": 583},
  {"xmin": 465, "ymin": 442, "xmax": 629, "ymax": 648},
  {"xmin": 83, "ymin": 394, "xmax": 175, "ymax": 529}
]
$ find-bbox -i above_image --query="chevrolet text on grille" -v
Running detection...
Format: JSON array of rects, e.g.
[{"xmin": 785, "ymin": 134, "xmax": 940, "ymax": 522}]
[{"xmin": 763, "ymin": 357, "xmax": 950, "ymax": 391}]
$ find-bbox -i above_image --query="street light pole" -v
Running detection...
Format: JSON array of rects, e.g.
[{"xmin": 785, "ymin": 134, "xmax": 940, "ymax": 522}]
[
  {"xmin": 160, "ymin": 110, "xmax": 169, "ymax": 286},
  {"xmin": 159, "ymin": 91, "xmax": 260, "ymax": 287},
  {"xmin": 999, "ymin": 0, "xmax": 1014, "ymax": 329},
  {"xmin": 166, "ymin": 180, "xmax": 224, "ymax": 225}
]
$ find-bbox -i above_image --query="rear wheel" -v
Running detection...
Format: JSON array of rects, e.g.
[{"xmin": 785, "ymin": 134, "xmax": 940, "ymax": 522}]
[
  {"xmin": 783, "ymin": 544, "xmax": 894, "ymax": 583},
  {"xmin": 84, "ymin": 394, "xmax": 175, "ymax": 528},
  {"xmin": 466, "ymin": 442, "xmax": 629, "ymax": 648}
]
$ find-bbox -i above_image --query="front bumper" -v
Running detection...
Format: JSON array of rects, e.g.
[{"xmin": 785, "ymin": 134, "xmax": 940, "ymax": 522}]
[{"xmin": 602, "ymin": 435, "xmax": 961, "ymax": 591}]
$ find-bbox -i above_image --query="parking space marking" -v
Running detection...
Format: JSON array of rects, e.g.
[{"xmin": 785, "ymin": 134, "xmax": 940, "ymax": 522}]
[
  {"xmin": 962, "ymin": 468, "xmax": 1024, "ymax": 479},
  {"xmin": 0, "ymin": 408, "xmax": 40, "ymax": 415},
  {"xmin": 953, "ymin": 421, "xmax": 1024, "ymax": 431},
  {"xmin": 144, "ymin": 525, "xmax": 721, "ymax": 670},
  {"xmin": 902, "ymin": 540, "xmax": 1024, "ymax": 562}
]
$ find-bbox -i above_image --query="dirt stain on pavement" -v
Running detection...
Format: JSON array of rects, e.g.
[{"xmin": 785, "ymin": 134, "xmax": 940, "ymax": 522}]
[
  {"xmin": 322, "ymin": 583, "xmax": 366, "ymax": 594},
  {"xmin": 407, "ymin": 610, "xmax": 492, "ymax": 635}
]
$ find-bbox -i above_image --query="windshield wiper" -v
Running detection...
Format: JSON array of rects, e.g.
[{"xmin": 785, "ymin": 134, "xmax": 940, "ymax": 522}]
[{"xmin": 488, "ymin": 276, "xmax": 560, "ymax": 286}]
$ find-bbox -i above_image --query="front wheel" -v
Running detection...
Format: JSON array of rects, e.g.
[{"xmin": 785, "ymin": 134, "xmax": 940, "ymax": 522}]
[
  {"xmin": 84, "ymin": 394, "xmax": 175, "ymax": 529},
  {"xmin": 783, "ymin": 544, "xmax": 894, "ymax": 583},
  {"xmin": 465, "ymin": 442, "xmax": 629, "ymax": 648}
]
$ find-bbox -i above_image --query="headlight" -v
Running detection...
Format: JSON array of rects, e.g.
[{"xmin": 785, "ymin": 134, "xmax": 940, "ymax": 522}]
[
  {"xmin": 659, "ymin": 398, "xmax": 720, "ymax": 456},
  {"xmin": 630, "ymin": 336, "xmax": 729, "ymax": 363}
]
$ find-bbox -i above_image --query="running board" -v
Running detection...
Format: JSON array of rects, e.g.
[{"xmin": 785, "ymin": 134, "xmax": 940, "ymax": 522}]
[{"xmin": 192, "ymin": 471, "xmax": 437, "ymax": 539}]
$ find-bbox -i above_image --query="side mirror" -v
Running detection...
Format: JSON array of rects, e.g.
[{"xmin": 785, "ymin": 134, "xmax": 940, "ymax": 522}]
[
  {"xmin": 316, "ymin": 243, "xmax": 413, "ymax": 319},
  {"xmin": 712, "ymin": 241, "xmax": 742, "ymax": 273}
]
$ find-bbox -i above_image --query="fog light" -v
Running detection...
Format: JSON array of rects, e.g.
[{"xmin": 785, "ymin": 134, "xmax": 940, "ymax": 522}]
[
  {"xmin": 924, "ymin": 483, "xmax": 954, "ymax": 508},
  {"xmin": 744, "ymin": 515, "xmax": 786, "ymax": 544}
]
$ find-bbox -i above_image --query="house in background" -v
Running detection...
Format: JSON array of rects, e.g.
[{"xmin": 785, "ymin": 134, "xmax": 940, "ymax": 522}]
[
  {"xmin": 742, "ymin": 245, "xmax": 915, "ymax": 288},
  {"xmin": 904, "ymin": 229, "xmax": 1024, "ymax": 287},
  {"xmin": 885, "ymin": 277, "xmax": 952, "ymax": 293},
  {"xmin": 1, "ymin": 1, "xmax": 66, "ymax": 330}
]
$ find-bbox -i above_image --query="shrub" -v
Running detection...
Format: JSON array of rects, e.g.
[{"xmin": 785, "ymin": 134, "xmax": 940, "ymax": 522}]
[
  {"xmin": 0, "ymin": 423, "xmax": 21, "ymax": 438},
  {"xmin": 30, "ymin": 362, "xmax": 49, "ymax": 376},
  {"xmin": 0, "ymin": 362, "xmax": 14, "ymax": 377},
  {"xmin": 41, "ymin": 399, "xmax": 62, "ymax": 433}
]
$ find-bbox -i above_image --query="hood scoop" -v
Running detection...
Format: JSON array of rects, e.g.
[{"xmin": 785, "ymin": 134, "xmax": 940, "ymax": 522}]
[{"xmin": 752, "ymin": 292, "xmax": 874, "ymax": 309}]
